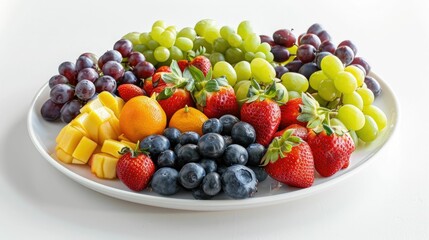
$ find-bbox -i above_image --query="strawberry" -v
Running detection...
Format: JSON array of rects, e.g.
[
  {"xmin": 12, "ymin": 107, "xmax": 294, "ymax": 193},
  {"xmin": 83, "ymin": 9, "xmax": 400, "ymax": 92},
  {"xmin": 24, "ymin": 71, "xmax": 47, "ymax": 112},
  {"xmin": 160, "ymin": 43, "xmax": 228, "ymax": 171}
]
[
  {"xmin": 116, "ymin": 147, "xmax": 155, "ymax": 191},
  {"xmin": 240, "ymin": 81, "xmax": 283, "ymax": 147},
  {"xmin": 261, "ymin": 129, "xmax": 314, "ymax": 188},
  {"xmin": 153, "ymin": 84, "xmax": 195, "ymax": 120},
  {"xmin": 274, "ymin": 123, "xmax": 309, "ymax": 141},
  {"xmin": 155, "ymin": 65, "xmax": 171, "ymax": 73},
  {"xmin": 298, "ymin": 93, "xmax": 355, "ymax": 177},
  {"xmin": 143, "ymin": 72, "xmax": 166, "ymax": 96},
  {"xmin": 117, "ymin": 84, "xmax": 145, "ymax": 102},
  {"xmin": 177, "ymin": 59, "xmax": 189, "ymax": 72},
  {"xmin": 279, "ymin": 97, "xmax": 307, "ymax": 129},
  {"xmin": 189, "ymin": 55, "xmax": 211, "ymax": 76}
]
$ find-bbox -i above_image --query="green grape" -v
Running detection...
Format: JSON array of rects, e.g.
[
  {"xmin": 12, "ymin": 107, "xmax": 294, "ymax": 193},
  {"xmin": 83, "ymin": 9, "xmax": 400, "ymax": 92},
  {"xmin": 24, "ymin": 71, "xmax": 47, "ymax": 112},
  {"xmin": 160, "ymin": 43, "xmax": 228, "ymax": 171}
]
[
  {"xmin": 152, "ymin": 20, "xmax": 166, "ymax": 30},
  {"xmin": 225, "ymin": 47, "xmax": 244, "ymax": 64},
  {"xmin": 356, "ymin": 115, "xmax": 379, "ymax": 142},
  {"xmin": 362, "ymin": 105, "xmax": 387, "ymax": 130},
  {"xmin": 333, "ymin": 71, "xmax": 357, "ymax": 94},
  {"xmin": 244, "ymin": 52, "xmax": 255, "ymax": 62},
  {"xmin": 122, "ymin": 32, "xmax": 141, "ymax": 46},
  {"xmin": 169, "ymin": 46, "xmax": 183, "ymax": 60},
  {"xmin": 213, "ymin": 38, "xmax": 230, "ymax": 53},
  {"xmin": 349, "ymin": 130, "xmax": 359, "ymax": 148},
  {"xmin": 177, "ymin": 27, "xmax": 197, "ymax": 41},
  {"xmin": 194, "ymin": 19, "xmax": 216, "ymax": 36},
  {"xmin": 234, "ymin": 61, "xmax": 252, "ymax": 81},
  {"xmin": 237, "ymin": 20, "xmax": 253, "ymax": 40},
  {"xmin": 133, "ymin": 44, "xmax": 148, "ymax": 53},
  {"xmin": 287, "ymin": 45, "xmax": 298, "ymax": 55},
  {"xmin": 154, "ymin": 46, "xmax": 170, "ymax": 62},
  {"xmin": 213, "ymin": 61, "xmax": 237, "ymax": 86},
  {"xmin": 147, "ymin": 39, "xmax": 160, "ymax": 50},
  {"xmin": 342, "ymin": 91, "xmax": 364, "ymax": 110},
  {"xmin": 337, "ymin": 104, "xmax": 365, "ymax": 131},
  {"xmin": 193, "ymin": 38, "xmax": 213, "ymax": 53},
  {"xmin": 345, "ymin": 65, "xmax": 365, "ymax": 87},
  {"xmin": 228, "ymin": 33, "xmax": 243, "ymax": 48},
  {"xmin": 318, "ymin": 79, "xmax": 340, "ymax": 101},
  {"xmin": 356, "ymin": 88, "xmax": 374, "ymax": 106},
  {"xmin": 209, "ymin": 52, "xmax": 225, "ymax": 66},
  {"xmin": 250, "ymin": 58, "xmax": 276, "ymax": 84},
  {"xmin": 204, "ymin": 27, "xmax": 221, "ymax": 44},
  {"xmin": 150, "ymin": 26, "xmax": 164, "ymax": 42},
  {"xmin": 159, "ymin": 30, "xmax": 176, "ymax": 48},
  {"xmin": 275, "ymin": 83, "xmax": 289, "ymax": 104},
  {"xmin": 243, "ymin": 33, "xmax": 261, "ymax": 52},
  {"xmin": 165, "ymin": 25, "xmax": 177, "ymax": 34},
  {"xmin": 265, "ymin": 52, "xmax": 274, "ymax": 62},
  {"xmin": 220, "ymin": 25, "xmax": 235, "ymax": 40},
  {"xmin": 175, "ymin": 37, "xmax": 193, "ymax": 51},
  {"xmin": 281, "ymin": 72, "xmax": 309, "ymax": 93},
  {"xmin": 235, "ymin": 81, "xmax": 252, "ymax": 106},
  {"xmin": 234, "ymin": 79, "xmax": 250, "ymax": 92},
  {"xmin": 321, "ymin": 55, "xmax": 344, "ymax": 79},
  {"xmin": 309, "ymin": 70, "xmax": 328, "ymax": 90},
  {"xmin": 143, "ymin": 50, "xmax": 158, "ymax": 65},
  {"xmin": 312, "ymin": 93, "xmax": 328, "ymax": 106},
  {"xmin": 288, "ymin": 91, "xmax": 301, "ymax": 100},
  {"xmin": 139, "ymin": 32, "xmax": 152, "ymax": 45},
  {"xmin": 330, "ymin": 117, "xmax": 347, "ymax": 128},
  {"xmin": 254, "ymin": 52, "xmax": 266, "ymax": 59},
  {"xmin": 256, "ymin": 42, "xmax": 272, "ymax": 55}
]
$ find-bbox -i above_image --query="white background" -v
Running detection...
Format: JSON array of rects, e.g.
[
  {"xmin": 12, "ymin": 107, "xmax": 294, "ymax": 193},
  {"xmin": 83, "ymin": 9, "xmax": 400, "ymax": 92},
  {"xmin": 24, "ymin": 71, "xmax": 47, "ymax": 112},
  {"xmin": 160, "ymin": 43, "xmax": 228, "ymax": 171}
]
[{"xmin": 1, "ymin": 0, "xmax": 428, "ymax": 239}]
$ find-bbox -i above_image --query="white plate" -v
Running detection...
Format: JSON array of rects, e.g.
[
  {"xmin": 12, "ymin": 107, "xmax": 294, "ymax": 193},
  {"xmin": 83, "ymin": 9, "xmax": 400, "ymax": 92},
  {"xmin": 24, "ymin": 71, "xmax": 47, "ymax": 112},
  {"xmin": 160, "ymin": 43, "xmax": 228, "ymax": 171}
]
[{"xmin": 27, "ymin": 72, "xmax": 398, "ymax": 211}]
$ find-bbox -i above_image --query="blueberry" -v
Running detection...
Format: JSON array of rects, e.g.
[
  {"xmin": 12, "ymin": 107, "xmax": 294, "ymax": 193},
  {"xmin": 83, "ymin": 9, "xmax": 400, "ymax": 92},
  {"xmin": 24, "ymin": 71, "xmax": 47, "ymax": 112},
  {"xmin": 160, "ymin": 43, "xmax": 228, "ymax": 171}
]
[
  {"xmin": 221, "ymin": 165, "xmax": 258, "ymax": 199},
  {"xmin": 246, "ymin": 143, "xmax": 266, "ymax": 166},
  {"xmin": 174, "ymin": 143, "xmax": 182, "ymax": 155},
  {"xmin": 199, "ymin": 159, "xmax": 217, "ymax": 173},
  {"xmin": 157, "ymin": 150, "xmax": 177, "ymax": 168},
  {"xmin": 198, "ymin": 133, "xmax": 226, "ymax": 159},
  {"xmin": 139, "ymin": 135, "xmax": 170, "ymax": 158},
  {"xmin": 223, "ymin": 144, "xmax": 248, "ymax": 166},
  {"xmin": 219, "ymin": 114, "xmax": 240, "ymax": 135},
  {"xmin": 151, "ymin": 167, "xmax": 180, "ymax": 195},
  {"xmin": 163, "ymin": 127, "xmax": 181, "ymax": 147},
  {"xmin": 222, "ymin": 135, "xmax": 233, "ymax": 147},
  {"xmin": 202, "ymin": 118, "xmax": 223, "ymax": 134},
  {"xmin": 201, "ymin": 172, "xmax": 222, "ymax": 196},
  {"xmin": 231, "ymin": 121, "xmax": 256, "ymax": 147},
  {"xmin": 176, "ymin": 144, "xmax": 200, "ymax": 168},
  {"xmin": 179, "ymin": 162, "xmax": 206, "ymax": 189},
  {"xmin": 179, "ymin": 131, "xmax": 200, "ymax": 145},
  {"xmin": 192, "ymin": 188, "xmax": 213, "ymax": 200},
  {"xmin": 217, "ymin": 164, "xmax": 228, "ymax": 176},
  {"xmin": 248, "ymin": 166, "xmax": 268, "ymax": 182}
]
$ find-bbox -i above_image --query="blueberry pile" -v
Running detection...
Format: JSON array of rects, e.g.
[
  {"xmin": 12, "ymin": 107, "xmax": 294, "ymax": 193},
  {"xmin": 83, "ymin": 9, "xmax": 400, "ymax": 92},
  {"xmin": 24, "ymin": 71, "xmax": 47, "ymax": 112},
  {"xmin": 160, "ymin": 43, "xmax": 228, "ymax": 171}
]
[{"xmin": 142, "ymin": 114, "xmax": 268, "ymax": 199}]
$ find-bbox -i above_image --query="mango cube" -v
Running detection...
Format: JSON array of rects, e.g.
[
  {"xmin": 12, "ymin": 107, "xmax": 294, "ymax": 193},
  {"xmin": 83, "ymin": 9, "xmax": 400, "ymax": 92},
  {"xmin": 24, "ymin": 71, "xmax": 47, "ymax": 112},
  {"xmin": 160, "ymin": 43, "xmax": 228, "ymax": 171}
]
[
  {"xmin": 98, "ymin": 121, "xmax": 118, "ymax": 145},
  {"xmin": 90, "ymin": 153, "xmax": 105, "ymax": 177},
  {"xmin": 56, "ymin": 147, "xmax": 73, "ymax": 164},
  {"xmin": 83, "ymin": 107, "xmax": 112, "ymax": 142},
  {"xmin": 102, "ymin": 155, "xmax": 119, "ymax": 179},
  {"xmin": 72, "ymin": 136, "xmax": 98, "ymax": 164},
  {"xmin": 57, "ymin": 125, "xmax": 84, "ymax": 154},
  {"xmin": 99, "ymin": 91, "xmax": 122, "ymax": 118},
  {"xmin": 80, "ymin": 98, "xmax": 103, "ymax": 113},
  {"xmin": 120, "ymin": 140, "xmax": 137, "ymax": 150},
  {"xmin": 101, "ymin": 139, "xmax": 128, "ymax": 158}
]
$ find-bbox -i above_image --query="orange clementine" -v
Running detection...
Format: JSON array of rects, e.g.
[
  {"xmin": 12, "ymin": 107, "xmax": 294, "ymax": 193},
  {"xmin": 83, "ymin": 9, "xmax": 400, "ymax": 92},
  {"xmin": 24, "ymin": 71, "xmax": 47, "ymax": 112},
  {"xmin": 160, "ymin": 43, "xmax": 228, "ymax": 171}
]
[
  {"xmin": 119, "ymin": 96, "xmax": 167, "ymax": 142},
  {"xmin": 169, "ymin": 105, "xmax": 208, "ymax": 136}
]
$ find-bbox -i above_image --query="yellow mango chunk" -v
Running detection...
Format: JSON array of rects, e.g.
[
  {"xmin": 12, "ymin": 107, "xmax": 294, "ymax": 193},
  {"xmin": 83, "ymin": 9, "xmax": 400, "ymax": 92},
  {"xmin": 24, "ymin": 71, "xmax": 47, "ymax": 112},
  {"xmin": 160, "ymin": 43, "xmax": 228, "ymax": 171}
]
[
  {"xmin": 102, "ymin": 155, "xmax": 119, "ymax": 179},
  {"xmin": 56, "ymin": 147, "xmax": 73, "ymax": 164},
  {"xmin": 55, "ymin": 125, "xmax": 67, "ymax": 144},
  {"xmin": 98, "ymin": 121, "xmax": 118, "ymax": 145},
  {"xmin": 72, "ymin": 158, "xmax": 86, "ymax": 164},
  {"xmin": 57, "ymin": 125, "xmax": 84, "ymax": 154},
  {"xmin": 72, "ymin": 136, "xmax": 98, "ymax": 164},
  {"xmin": 101, "ymin": 139, "xmax": 127, "ymax": 158},
  {"xmin": 80, "ymin": 97, "xmax": 103, "ymax": 113},
  {"xmin": 118, "ymin": 134, "xmax": 131, "ymax": 142},
  {"xmin": 90, "ymin": 153, "xmax": 105, "ymax": 178},
  {"xmin": 108, "ymin": 114, "xmax": 121, "ymax": 136},
  {"xmin": 99, "ymin": 91, "xmax": 121, "ymax": 118},
  {"xmin": 70, "ymin": 112, "xmax": 89, "ymax": 133},
  {"xmin": 83, "ymin": 107, "xmax": 112, "ymax": 142},
  {"xmin": 120, "ymin": 140, "xmax": 137, "ymax": 150}
]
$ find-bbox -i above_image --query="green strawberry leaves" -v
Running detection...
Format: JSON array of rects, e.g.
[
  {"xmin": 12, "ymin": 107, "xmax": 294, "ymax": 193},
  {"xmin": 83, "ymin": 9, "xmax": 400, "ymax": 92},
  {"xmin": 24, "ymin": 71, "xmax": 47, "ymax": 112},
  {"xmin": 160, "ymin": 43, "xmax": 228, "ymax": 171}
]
[
  {"xmin": 244, "ymin": 79, "xmax": 285, "ymax": 104},
  {"xmin": 261, "ymin": 129, "xmax": 303, "ymax": 166}
]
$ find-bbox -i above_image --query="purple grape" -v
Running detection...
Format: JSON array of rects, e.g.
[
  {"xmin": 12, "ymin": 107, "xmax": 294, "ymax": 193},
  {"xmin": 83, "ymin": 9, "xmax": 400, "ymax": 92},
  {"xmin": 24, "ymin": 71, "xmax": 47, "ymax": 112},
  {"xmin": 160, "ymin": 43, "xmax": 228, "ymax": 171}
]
[
  {"xmin": 315, "ymin": 52, "xmax": 332, "ymax": 69},
  {"xmin": 335, "ymin": 45, "xmax": 355, "ymax": 65},
  {"xmin": 274, "ymin": 65, "xmax": 289, "ymax": 79},
  {"xmin": 352, "ymin": 57, "xmax": 371, "ymax": 75},
  {"xmin": 296, "ymin": 44, "xmax": 316, "ymax": 63},
  {"xmin": 58, "ymin": 61, "xmax": 77, "ymax": 85},
  {"xmin": 102, "ymin": 61, "xmax": 125, "ymax": 80},
  {"xmin": 298, "ymin": 62, "xmax": 319, "ymax": 79},
  {"xmin": 119, "ymin": 71, "xmax": 139, "ymax": 85},
  {"xmin": 307, "ymin": 23, "xmax": 324, "ymax": 35},
  {"xmin": 318, "ymin": 40, "xmax": 336, "ymax": 54},
  {"xmin": 114, "ymin": 39, "xmax": 133, "ymax": 58},
  {"xmin": 317, "ymin": 30, "xmax": 331, "ymax": 43},
  {"xmin": 60, "ymin": 99, "xmax": 83, "ymax": 123},
  {"xmin": 272, "ymin": 29, "xmax": 296, "ymax": 48},
  {"xmin": 40, "ymin": 99, "xmax": 63, "ymax": 121},
  {"xmin": 50, "ymin": 84, "xmax": 74, "ymax": 104},
  {"xmin": 77, "ymin": 67, "xmax": 99, "ymax": 82},
  {"xmin": 75, "ymin": 80, "xmax": 96, "ymax": 101},
  {"xmin": 259, "ymin": 35, "xmax": 275, "ymax": 46},
  {"xmin": 49, "ymin": 75, "xmax": 69, "ymax": 88},
  {"xmin": 75, "ymin": 55, "xmax": 95, "ymax": 72},
  {"xmin": 270, "ymin": 45, "xmax": 290, "ymax": 62},
  {"xmin": 128, "ymin": 51, "xmax": 146, "ymax": 67},
  {"xmin": 134, "ymin": 61, "xmax": 155, "ymax": 79},
  {"xmin": 94, "ymin": 75, "xmax": 117, "ymax": 93},
  {"xmin": 364, "ymin": 76, "xmax": 382, "ymax": 97},
  {"xmin": 351, "ymin": 63, "xmax": 367, "ymax": 75},
  {"xmin": 98, "ymin": 50, "xmax": 122, "ymax": 69},
  {"xmin": 338, "ymin": 40, "xmax": 358, "ymax": 56},
  {"xmin": 79, "ymin": 52, "xmax": 98, "ymax": 66},
  {"xmin": 299, "ymin": 33, "xmax": 321, "ymax": 49},
  {"xmin": 285, "ymin": 59, "xmax": 303, "ymax": 72}
]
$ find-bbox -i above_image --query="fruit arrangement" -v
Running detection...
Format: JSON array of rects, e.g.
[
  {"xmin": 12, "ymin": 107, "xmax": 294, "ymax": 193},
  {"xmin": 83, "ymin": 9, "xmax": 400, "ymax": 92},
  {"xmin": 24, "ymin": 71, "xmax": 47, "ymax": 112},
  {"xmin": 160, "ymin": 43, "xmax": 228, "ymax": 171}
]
[{"xmin": 40, "ymin": 19, "xmax": 387, "ymax": 200}]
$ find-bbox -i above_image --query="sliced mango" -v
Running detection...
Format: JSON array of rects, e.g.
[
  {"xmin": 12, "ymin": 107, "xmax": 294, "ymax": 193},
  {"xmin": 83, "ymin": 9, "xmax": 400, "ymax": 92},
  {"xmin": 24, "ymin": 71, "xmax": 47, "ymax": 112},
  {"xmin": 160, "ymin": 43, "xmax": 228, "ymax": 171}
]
[
  {"xmin": 98, "ymin": 121, "xmax": 118, "ymax": 145},
  {"xmin": 80, "ymin": 97, "xmax": 103, "ymax": 113},
  {"xmin": 101, "ymin": 139, "xmax": 127, "ymax": 158},
  {"xmin": 57, "ymin": 125, "xmax": 84, "ymax": 154},
  {"xmin": 56, "ymin": 147, "xmax": 73, "ymax": 164},
  {"xmin": 72, "ymin": 136, "xmax": 98, "ymax": 164},
  {"xmin": 102, "ymin": 154, "xmax": 119, "ymax": 179}
]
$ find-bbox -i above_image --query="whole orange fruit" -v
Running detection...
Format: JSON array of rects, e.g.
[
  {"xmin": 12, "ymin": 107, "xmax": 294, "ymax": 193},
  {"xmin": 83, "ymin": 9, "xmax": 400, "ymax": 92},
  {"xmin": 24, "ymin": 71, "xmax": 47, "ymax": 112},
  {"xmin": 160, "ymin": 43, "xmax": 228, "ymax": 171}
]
[
  {"xmin": 119, "ymin": 96, "xmax": 167, "ymax": 142},
  {"xmin": 169, "ymin": 105, "xmax": 208, "ymax": 136}
]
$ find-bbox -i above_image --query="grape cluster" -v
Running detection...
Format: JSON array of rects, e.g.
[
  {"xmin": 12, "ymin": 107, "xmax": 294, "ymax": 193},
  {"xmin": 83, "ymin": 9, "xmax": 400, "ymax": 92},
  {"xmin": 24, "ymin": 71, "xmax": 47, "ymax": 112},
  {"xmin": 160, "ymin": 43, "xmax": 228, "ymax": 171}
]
[{"xmin": 41, "ymin": 39, "xmax": 155, "ymax": 123}]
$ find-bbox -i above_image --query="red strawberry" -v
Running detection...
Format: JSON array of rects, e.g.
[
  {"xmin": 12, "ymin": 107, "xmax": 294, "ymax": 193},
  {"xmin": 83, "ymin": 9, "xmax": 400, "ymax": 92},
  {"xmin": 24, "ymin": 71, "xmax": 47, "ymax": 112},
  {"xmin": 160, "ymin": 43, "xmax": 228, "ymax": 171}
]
[
  {"xmin": 279, "ymin": 97, "xmax": 307, "ymax": 129},
  {"xmin": 261, "ymin": 129, "xmax": 314, "ymax": 188},
  {"xmin": 177, "ymin": 60, "xmax": 189, "ymax": 72},
  {"xmin": 189, "ymin": 55, "xmax": 211, "ymax": 76},
  {"xmin": 116, "ymin": 147, "xmax": 155, "ymax": 191},
  {"xmin": 153, "ymin": 84, "xmax": 195, "ymax": 121},
  {"xmin": 117, "ymin": 84, "xmax": 145, "ymax": 102},
  {"xmin": 143, "ymin": 72, "xmax": 166, "ymax": 96},
  {"xmin": 155, "ymin": 65, "xmax": 171, "ymax": 73},
  {"xmin": 274, "ymin": 123, "xmax": 309, "ymax": 141}
]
